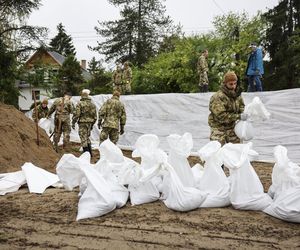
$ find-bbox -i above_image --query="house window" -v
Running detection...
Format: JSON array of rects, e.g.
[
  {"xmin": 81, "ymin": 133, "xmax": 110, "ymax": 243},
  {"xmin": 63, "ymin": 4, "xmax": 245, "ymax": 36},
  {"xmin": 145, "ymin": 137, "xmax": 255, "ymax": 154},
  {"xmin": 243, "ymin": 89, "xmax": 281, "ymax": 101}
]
[{"xmin": 32, "ymin": 90, "xmax": 40, "ymax": 100}]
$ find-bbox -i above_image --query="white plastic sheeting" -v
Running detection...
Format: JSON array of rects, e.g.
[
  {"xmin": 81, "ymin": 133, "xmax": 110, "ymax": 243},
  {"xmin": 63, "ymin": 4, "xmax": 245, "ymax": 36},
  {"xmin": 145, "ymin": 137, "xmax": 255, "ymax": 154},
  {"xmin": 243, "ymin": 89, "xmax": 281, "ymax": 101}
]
[{"xmin": 34, "ymin": 89, "xmax": 300, "ymax": 163}]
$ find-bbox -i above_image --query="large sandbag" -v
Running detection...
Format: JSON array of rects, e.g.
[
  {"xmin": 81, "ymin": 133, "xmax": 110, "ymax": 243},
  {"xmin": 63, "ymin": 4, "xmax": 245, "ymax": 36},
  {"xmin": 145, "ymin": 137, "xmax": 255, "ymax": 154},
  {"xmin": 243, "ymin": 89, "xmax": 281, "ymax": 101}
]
[
  {"xmin": 0, "ymin": 171, "xmax": 26, "ymax": 195},
  {"xmin": 197, "ymin": 141, "xmax": 230, "ymax": 207},
  {"xmin": 221, "ymin": 142, "xmax": 272, "ymax": 210},
  {"xmin": 167, "ymin": 133, "xmax": 195, "ymax": 187}
]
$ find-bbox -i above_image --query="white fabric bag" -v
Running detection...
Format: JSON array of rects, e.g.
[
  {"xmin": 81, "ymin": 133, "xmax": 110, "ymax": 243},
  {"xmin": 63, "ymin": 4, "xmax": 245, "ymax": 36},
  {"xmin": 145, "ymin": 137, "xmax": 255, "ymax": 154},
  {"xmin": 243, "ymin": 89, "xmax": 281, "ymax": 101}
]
[
  {"xmin": 38, "ymin": 118, "xmax": 53, "ymax": 135},
  {"xmin": 167, "ymin": 133, "xmax": 195, "ymax": 187},
  {"xmin": 0, "ymin": 171, "xmax": 26, "ymax": 195},
  {"xmin": 244, "ymin": 96, "xmax": 271, "ymax": 122},
  {"xmin": 56, "ymin": 152, "xmax": 90, "ymax": 191},
  {"xmin": 76, "ymin": 165, "xmax": 116, "ymax": 221},
  {"xmin": 21, "ymin": 162, "xmax": 59, "ymax": 194},
  {"xmin": 197, "ymin": 141, "xmax": 230, "ymax": 207},
  {"xmin": 162, "ymin": 163, "xmax": 207, "ymax": 212},
  {"xmin": 234, "ymin": 120, "xmax": 254, "ymax": 141},
  {"xmin": 221, "ymin": 142, "xmax": 272, "ymax": 210},
  {"xmin": 263, "ymin": 145, "xmax": 300, "ymax": 223}
]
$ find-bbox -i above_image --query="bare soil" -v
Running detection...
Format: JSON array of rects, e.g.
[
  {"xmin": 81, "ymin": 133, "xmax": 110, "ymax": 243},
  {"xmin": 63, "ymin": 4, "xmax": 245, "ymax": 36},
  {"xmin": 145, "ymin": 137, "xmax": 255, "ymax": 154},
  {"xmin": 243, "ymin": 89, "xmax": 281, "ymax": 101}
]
[{"xmin": 0, "ymin": 104, "xmax": 299, "ymax": 249}]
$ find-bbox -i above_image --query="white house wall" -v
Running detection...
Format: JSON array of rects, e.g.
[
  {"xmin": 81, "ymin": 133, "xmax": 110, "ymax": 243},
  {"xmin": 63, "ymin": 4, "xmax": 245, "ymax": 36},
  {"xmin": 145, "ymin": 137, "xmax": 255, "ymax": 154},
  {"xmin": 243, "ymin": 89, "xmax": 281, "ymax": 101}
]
[{"xmin": 18, "ymin": 87, "xmax": 49, "ymax": 111}]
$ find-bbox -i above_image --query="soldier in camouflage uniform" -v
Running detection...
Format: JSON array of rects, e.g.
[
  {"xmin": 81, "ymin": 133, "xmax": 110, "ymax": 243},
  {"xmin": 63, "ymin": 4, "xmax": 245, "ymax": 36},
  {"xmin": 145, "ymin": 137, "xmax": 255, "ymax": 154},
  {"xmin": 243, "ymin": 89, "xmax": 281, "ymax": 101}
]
[
  {"xmin": 112, "ymin": 65, "xmax": 123, "ymax": 94},
  {"xmin": 47, "ymin": 93, "xmax": 73, "ymax": 152},
  {"xmin": 32, "ymin": 98, "xmax": 49, "ymax": 122},
  {"xmin": 197, "ymin": 49, "xmax": 209, "ymax": 92},
  {"xmin": 208, "ymin": 71, "xmax": 245, "ymax": 145},
  {"xmin": 72, "ymin": 89, "xmax": 97, "ymax": 156},
  {"xmin": 98, "ymin": 90, "xmax": 126, "ymax": 144},
  {"xmin": 122, "ymin": 61, "xmax": 132, "ymax": 94}
]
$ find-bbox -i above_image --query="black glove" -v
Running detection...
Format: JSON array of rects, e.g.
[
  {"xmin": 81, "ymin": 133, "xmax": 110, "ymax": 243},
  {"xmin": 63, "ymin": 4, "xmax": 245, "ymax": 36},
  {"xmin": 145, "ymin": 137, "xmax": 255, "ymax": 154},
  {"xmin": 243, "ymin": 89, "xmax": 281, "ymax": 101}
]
[
  {"xmin": 120, "ymin": 126, "xmax": 124, "ymax": 135},
  {"xmin": 98, "ymin": 123, "xmax": 101, "ymax": 129},
  {"xmin": 72, "ymin": 123, "xmax": 75, "ymax": 130}
]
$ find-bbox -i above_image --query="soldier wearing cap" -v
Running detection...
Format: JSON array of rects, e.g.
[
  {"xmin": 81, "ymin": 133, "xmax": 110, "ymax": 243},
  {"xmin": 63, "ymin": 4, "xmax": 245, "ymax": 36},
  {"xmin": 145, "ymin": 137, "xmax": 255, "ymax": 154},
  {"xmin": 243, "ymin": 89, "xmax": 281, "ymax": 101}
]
[
  {"xmin": 197, "ymin": 49, "xmax": 209, "ymax": 92},
  {"xmin": 32, "ymin": 98, "xmax": 49, "ymax": 122},
  {"xmin": 98, "ymin": 90, "xmax": 126, "ymax": 144},
  {"xmin": 112, "ymin": 65, "xmax": 123, "ymax": 93},
  {"xmin": 72, "ymin": 89, "xmax": 97, "ymax": 156},
  {"xmin": 47, "ymin": 92, "xmax": 73, "ymax": 151},
  {"xmin": 122, "ymin": 61, "xmax": 132, "ymax": 94},
  {"xmin": 208, "ymin": 71, "xmax": 246, "ymax": 145}
]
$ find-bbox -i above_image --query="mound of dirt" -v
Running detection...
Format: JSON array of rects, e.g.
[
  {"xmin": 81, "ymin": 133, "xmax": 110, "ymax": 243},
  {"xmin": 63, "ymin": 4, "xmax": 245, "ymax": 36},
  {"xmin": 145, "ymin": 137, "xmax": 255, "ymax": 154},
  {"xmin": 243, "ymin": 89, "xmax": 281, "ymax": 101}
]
[{"xmin": 0, "ymin": 103, "xmax": 59, "ymax": 173}]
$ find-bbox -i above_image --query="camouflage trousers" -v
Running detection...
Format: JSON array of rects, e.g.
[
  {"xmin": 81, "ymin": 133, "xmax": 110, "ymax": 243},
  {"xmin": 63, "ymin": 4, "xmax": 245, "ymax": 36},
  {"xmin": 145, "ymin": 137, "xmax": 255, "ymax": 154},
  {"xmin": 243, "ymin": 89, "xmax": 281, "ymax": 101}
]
[
  {"xmin": 198, "ymin": 71, "xmax": 209, "ymax": 87},
  {"xmin": 100, "ymin": 127, "xmax": 119, "ymax": 144},
  {"xmin": 78, "ymin": 122, "xmax": 93, "ymax": 147},
  {"xmin": 210, "ymin": 127, "xmax": 240, "ymax": 146},
  {"xmin": 125, "ymin": 82, "xmax": 131, "ymax": 94},
  {"xmin": 113, "ymin": 84, "xmax": 126, "ymax": 95},
  {"xmin": 53, "ymin": 118, "xmax": 71, "ymax": 148}
]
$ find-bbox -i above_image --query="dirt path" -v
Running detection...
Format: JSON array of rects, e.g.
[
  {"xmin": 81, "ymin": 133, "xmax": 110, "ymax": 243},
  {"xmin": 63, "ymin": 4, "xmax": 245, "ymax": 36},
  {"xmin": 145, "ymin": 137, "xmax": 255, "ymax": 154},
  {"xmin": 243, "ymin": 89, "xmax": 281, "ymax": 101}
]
[{"xmin": 0, "ymin": 155, "xmax": 299, "ymax": 249}]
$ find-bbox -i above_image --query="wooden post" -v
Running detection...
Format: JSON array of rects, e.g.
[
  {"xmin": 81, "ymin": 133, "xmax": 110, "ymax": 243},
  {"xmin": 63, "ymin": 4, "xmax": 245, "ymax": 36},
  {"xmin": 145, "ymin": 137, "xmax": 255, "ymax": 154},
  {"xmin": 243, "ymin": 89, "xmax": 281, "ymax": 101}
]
[{"xmin": 33, "ymin": 90, "xmax": 40, "ymax": 146}]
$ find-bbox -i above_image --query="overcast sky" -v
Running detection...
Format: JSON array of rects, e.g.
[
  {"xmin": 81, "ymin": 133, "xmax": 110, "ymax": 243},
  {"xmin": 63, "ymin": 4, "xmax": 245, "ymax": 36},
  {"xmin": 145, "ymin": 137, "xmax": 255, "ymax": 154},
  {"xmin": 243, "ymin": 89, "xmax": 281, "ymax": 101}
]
[{"xmin": 28, "ymin": 0, "xmax": 279, "ymax": 68}]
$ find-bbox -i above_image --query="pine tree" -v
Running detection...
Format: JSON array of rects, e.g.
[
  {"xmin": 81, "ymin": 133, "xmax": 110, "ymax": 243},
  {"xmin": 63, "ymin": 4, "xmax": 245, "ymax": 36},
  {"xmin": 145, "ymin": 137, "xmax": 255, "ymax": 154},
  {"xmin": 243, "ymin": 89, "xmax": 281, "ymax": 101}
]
[
  {"xmin": 264, "ymin": 0, "xmax": 300, "ymax": 89},
  {"xmin": 53, "ymin": 55, "xmax": 83, "ymax": 97},
  {"xmin": 90, "ymin": 0, "xmax": 176, "ymax": 67},
  {"xmin": 49, "ymin": 23, "xmax": 76, "ymax": 57}
]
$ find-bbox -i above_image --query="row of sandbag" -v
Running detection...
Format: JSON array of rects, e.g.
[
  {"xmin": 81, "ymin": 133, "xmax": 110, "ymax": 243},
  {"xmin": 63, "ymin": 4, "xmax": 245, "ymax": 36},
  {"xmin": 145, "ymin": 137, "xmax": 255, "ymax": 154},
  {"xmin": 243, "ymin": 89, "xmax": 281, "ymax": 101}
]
[{"xmin": 55, "ymin": 133, "xmax": 300, "ymax": 223}]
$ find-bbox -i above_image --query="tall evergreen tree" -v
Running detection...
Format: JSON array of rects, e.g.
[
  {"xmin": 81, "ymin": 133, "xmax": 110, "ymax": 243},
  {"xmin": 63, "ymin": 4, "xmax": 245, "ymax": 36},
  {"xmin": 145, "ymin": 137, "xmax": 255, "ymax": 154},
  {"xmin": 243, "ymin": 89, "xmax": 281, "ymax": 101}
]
[
  {"xmin": 49, "ymin": 23, "xmax": 76, "ymax": 57},
  {"xmin": 53, "ymin": 55, "xmax": 83, "ymax": 97},
  {"xmin": 264, "ymin": 0, "xmax": 300, "ymax": 89},
  {"xmin": 90, "ymin": 0, "xmax": 176, "ymax": 67}
]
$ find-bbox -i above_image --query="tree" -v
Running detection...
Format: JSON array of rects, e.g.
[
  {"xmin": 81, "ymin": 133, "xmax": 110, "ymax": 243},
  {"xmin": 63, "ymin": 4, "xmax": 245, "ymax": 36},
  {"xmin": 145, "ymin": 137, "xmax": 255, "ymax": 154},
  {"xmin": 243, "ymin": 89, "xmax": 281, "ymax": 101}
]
[
  {"xmin": 0, "ymin": 39, "xmax": 19, "ymax": 106},
  {"xmin": 53, "ymin": 55, "xmax": 83, "ymax": 97},
  {"xmin": 83, "ymin": 57, "xmax": 112, "ymax": 94},
  {"xmin": 264, "ymin": 0, "xmax": 300, "ymax": 90},
  {"xmin": 90, "ymin": 0, "xmax": 177, "ymax": 67},
  {"xmin": 49, "ymin": 23, "xmax": 76, "ymax": 57}
]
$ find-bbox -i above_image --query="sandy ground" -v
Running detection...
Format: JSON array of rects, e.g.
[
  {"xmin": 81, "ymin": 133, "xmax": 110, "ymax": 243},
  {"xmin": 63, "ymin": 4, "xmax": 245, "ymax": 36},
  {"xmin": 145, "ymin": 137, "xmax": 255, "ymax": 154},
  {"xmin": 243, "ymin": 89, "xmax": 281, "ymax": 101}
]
[{"xmin": 0, "ymin": 147, "xmax": 299, "ymax": 250}]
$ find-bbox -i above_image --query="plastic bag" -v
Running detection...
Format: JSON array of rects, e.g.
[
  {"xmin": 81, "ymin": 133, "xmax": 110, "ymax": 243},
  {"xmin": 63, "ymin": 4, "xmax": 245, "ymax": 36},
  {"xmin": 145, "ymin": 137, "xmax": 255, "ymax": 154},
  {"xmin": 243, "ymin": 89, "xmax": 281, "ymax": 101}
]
[
  {"xmin": 0, "ymin": 171, "xmax": 26, "ymax": 195},
  {"xmin": 234, "ymin": 120, "xmax": 254, "ymax": 141},
  {"xmin": 244, "ymin": 96, "xmax": 271, "ymax": 122}
]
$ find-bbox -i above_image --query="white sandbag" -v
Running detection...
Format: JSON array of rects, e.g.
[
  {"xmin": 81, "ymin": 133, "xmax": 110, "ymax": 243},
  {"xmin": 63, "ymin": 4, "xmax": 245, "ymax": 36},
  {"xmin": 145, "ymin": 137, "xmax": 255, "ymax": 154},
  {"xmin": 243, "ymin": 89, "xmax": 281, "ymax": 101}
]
[
  {"xmin": 197, "ymin": 141, "xmax": 230, "ymax": 207},
  {"xmin": 21, "ymin": 162, "xmax": 59, "ymax": 194},
  {"xmin": 76, "ymin": 165, "xmax": 116, "ymax": 221},
  {"xmin": 191, "ymin": 163, "xmax": 204, "ymax": 186},
  {"xmin": 264, "ymin": 186, "xmax": 300, "ymax": 223},
  {"xmin": 38, "ymin": 118, "xmax": 53, "ymax": 134},
  {"xmin": 221, "ymin": 142, "xmax": 272, "ymax": 210},
  {"xmin": 0, "ymin": 171, "xmax": 26, "ymax": 195},
  {"xmin": 132, "ymin": 134, "xmax": 160, "ymax": 161},
  {"xmin": 244, "ymin": 96, "xmax": 271, "ymax": 122},
  {"xmin": 129, "ymin": 180, "xmax": 160, "ymax": 206},
  {"xmin": 167, "ymin": 133, "xmax": 195, "ymax": 187},
  {"xmin": 99, "ymin": 139, "xmax": 124, "ymax": 163},
  {"xmin": 56, "ymin": 152, "xmax": 90, "ymax": 191},
  {"xmin": 268, "ymin": 145, "xmax": 300, "ymax": 199},
  {"xmin": 234, "ymin": 120, "xmax": 254, "ymax": 141},
  {"xmin": 162, "ymin": 163, "xmax": 207, "ymax": 212}
]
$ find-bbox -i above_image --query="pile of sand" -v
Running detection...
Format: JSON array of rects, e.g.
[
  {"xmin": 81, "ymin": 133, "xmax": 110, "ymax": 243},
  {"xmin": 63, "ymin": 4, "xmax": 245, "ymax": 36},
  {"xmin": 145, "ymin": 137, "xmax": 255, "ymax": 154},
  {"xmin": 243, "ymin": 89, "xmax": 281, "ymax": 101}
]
[{"xmin": 0, "ymin": 103, "xmax": 59, "ymax": 173}]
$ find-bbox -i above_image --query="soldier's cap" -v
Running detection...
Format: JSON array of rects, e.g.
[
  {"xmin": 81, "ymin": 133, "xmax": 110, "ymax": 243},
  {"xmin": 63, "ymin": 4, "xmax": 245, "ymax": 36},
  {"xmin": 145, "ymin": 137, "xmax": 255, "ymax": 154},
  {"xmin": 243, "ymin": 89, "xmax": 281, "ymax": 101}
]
[
  {"xmin": 249, "ymin": 42, "xmax": 257, "ymax": 48},
  {"xmin": 223, "ymin": 71, "xmax": 238, "ymax": 83},
  {"xmin": 113, "ymin": 90, "xmax": 120, "ymax": 97},
  {"xmin": 42, "ymin": 98, "xmax": 48, "ymax": 105},
  {"xmin": 81, "ymin": 89, "xmax": 90, "ymax": 96}
]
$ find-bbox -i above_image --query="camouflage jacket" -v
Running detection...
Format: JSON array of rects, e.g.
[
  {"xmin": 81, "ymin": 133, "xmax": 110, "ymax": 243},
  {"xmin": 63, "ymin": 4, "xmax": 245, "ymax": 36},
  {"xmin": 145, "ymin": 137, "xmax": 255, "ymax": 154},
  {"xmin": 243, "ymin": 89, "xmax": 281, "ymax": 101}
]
[
  {"xmin": 197, "ymin": 55, "xmax": 208, "ymax": 74},
  {"xmin": 123, "ymin": 67, "xmax": 132, "ymax": 84},
  {"xmin": 32, "ymin": 104, "xmax": 49, "ymax": 122},
  {"xmin": 98, "ymin": 96, "xmax": 126, "ymax": 129},
  {"xmin": 72, "ymin": 96, "xmax": 97, "ymax": 125},
  {"xmin": 48, "ymin": 97, "xmax": 73, "ymax": 122},
  {"xmin": 208, "ymin": 85, "xmax": 245, "ymax": 130},
  {"xmin": 112, "ymin": 70, "xmax": 123, "ymax": 85}
]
